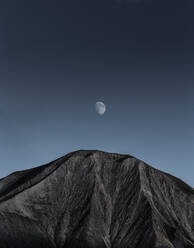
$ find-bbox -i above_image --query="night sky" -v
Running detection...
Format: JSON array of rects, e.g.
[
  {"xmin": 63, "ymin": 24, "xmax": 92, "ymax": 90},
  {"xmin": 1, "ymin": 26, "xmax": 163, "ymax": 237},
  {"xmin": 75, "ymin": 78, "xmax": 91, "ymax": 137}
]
[{"xmin": 0, "ymin": 0, "xmax": 193, "ymax": 185}]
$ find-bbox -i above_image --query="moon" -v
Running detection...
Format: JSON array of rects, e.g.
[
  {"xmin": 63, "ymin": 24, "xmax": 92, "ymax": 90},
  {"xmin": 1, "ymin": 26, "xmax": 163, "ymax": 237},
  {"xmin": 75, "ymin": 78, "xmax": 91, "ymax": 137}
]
[{"xmin": 95, "ymin": 102, "xmax": 106, "ymax": 115}]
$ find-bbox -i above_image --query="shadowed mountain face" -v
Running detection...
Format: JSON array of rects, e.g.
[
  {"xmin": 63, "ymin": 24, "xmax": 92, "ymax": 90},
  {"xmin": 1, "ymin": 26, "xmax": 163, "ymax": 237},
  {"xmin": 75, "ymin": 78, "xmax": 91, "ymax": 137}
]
[{"xmin": 0, "ymin": 150, "xmax": 194, "ymax": 248}]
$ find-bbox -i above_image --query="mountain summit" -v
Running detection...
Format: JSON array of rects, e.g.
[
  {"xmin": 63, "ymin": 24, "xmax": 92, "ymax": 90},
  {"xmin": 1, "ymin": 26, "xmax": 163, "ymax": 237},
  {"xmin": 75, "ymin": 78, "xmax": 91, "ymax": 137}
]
[{"xmin": 0, "ymin": 150, "xmax": 193, "ymax": 248}]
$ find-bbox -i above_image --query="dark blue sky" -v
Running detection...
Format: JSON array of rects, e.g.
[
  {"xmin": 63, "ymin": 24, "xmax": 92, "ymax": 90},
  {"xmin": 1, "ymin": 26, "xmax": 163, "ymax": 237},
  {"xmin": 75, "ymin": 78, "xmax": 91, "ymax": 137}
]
[{"xmin": 0, "ymin": 0, "xmax": 193, "ymax": 185}]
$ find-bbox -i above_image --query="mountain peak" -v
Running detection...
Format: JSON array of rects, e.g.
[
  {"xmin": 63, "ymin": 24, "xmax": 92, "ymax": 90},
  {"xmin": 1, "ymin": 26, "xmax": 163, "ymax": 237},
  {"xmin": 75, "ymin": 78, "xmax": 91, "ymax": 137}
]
[{"xmin": 0, "ymin": 150, "xmax": 193, "ymax": 248}]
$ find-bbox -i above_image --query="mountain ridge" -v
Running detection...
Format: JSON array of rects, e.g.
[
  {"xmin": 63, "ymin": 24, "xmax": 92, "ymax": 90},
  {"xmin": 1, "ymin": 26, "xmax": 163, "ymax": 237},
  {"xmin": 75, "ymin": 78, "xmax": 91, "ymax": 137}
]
[{"xmin": 0, "ymin": 150, "xmax": 193, "ymax": 248}]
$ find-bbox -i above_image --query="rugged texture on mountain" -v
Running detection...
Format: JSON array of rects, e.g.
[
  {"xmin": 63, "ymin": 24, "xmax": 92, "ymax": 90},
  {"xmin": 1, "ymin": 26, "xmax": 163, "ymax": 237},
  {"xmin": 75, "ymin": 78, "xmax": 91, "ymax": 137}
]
[{"xmin": 0, "ymin": 150, "xmax": 193, "ymax": 248}]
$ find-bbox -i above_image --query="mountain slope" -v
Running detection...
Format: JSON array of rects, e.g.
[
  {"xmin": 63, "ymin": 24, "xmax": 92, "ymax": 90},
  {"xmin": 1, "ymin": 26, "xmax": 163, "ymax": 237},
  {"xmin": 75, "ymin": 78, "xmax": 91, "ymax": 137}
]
[{"xmin": 0, "ymin": 150, "xmax": 193, "ymax": 248}]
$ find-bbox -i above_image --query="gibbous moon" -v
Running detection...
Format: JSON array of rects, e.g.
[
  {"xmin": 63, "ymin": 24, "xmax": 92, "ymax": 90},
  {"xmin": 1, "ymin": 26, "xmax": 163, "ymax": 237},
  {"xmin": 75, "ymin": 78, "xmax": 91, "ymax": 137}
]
[{"xmin": 95, "ymin": 102, "xmax": 106, "ymax": 115}]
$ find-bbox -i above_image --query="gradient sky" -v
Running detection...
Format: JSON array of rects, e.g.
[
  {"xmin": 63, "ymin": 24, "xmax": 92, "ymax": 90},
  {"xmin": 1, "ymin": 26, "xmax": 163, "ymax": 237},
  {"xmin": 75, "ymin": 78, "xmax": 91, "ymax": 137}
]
[{"xmin": 0, "ymin": 0, "xmax": 193, "ymax": 185}]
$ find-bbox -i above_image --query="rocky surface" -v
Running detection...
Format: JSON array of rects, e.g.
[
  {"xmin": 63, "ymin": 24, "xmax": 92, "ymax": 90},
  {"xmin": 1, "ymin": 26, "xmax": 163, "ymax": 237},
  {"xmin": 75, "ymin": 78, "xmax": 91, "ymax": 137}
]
[{"xmin": 0, "ymin": 150, "xmax": 193, "ymax": 248}]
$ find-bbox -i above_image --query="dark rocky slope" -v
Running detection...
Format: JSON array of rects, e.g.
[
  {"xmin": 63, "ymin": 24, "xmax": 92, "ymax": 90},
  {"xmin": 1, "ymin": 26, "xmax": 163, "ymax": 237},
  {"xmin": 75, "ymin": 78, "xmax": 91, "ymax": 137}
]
[{"xmin": 0, "ymin": 150, "xmax": 193, "ymax": 248}]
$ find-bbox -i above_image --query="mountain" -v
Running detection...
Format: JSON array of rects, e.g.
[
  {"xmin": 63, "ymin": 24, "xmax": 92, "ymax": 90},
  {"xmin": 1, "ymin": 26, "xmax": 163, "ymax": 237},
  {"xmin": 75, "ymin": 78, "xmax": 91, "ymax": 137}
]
[{"xmin": 0, "ymin": 150, "xmax": 193, "ymax": 248}]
